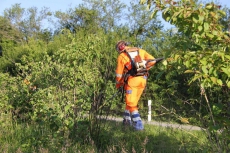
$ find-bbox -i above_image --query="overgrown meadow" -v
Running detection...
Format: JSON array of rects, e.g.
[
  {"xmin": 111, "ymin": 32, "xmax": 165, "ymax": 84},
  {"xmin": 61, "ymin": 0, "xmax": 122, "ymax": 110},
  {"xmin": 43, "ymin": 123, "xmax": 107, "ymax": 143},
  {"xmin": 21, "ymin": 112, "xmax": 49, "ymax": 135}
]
[{"xmin": 0, "ymin": 0, "xmax": 230, "ymax": 152}]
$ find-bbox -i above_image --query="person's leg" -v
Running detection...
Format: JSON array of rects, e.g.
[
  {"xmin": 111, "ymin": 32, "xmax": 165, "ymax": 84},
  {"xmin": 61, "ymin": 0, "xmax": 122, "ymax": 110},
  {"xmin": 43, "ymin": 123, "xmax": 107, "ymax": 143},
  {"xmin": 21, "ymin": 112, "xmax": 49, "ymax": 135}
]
[
  {"xmin": 131, "ymin": 110, "xmax": 144, "ymax": 130},
  {"xmin": 125, "ymin": 76, "xmax": 147, "ymax": 130}
]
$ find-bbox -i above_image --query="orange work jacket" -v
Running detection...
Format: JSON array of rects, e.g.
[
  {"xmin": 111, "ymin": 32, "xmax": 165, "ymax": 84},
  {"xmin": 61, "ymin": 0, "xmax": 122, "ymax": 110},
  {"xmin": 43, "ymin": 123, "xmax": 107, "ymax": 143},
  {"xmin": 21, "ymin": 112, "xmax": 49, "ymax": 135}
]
[{"xmin": 115, "ymin": 47, "xmax": 155, "ymax": 89}]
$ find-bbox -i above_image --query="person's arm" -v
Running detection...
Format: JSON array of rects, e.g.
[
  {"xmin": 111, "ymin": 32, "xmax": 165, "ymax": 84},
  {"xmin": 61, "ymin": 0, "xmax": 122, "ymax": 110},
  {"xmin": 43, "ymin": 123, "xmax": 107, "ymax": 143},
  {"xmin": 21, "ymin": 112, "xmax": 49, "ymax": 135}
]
[
  {"xmin": 142, "ymin": 49, "xmax": 156, "ymax": 70},
  {"xmin": 115, "ymin": 55, "xmax": 125, "ymax": 89},
  {"xmin": 143, "ymin": 49, "xmax": 155, "ymax": 60}
]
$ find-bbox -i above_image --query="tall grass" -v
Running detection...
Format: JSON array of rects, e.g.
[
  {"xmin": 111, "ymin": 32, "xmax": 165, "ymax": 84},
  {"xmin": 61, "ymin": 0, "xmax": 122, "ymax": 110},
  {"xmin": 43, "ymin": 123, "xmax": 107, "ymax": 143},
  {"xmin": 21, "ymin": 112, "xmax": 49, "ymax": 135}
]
[{"xmin": 0, "ymin": 118, "xmax": 209, "ymax": 153}]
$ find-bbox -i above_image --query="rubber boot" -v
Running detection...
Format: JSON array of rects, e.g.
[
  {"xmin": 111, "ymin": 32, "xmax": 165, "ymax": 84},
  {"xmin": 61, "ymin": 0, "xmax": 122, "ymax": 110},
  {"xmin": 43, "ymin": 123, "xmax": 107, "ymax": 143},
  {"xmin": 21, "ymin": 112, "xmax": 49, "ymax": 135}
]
[
  {"xmin": 123, "ymin": 110, "xmax": 132, "ymax": 126},
  {"xmin": 131, "ymin": 110, "xmax": 144, "ymax": 131}
]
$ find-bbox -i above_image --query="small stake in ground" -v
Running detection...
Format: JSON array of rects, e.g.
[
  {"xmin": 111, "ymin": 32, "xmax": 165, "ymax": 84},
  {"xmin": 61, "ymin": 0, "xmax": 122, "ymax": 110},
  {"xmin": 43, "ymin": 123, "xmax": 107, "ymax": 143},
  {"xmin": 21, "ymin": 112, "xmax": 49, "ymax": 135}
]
[{"xmin": 148, "ymin": 100, "xmax": 152, "ymax": 122}]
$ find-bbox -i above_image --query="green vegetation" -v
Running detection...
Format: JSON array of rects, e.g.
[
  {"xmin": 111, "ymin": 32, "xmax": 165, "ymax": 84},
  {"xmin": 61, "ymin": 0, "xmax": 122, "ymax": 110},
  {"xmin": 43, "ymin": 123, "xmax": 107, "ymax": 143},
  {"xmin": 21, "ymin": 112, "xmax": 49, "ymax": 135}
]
[
  {"xmin": 0, "ymin": 0, "xmax": 229, "ymax": 152},
  {"xmin": 0, "ymin": 120, "xmax": 209, "ymax": 153}
]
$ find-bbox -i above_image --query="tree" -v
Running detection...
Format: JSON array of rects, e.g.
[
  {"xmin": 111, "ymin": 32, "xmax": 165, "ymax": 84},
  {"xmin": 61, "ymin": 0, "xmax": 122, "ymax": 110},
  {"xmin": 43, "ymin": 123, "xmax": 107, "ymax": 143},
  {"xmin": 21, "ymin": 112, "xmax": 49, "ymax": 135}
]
[
  {"xmin": 4, "ymin": 4, "xmax": 52, "ymax": 42},
  {"xmin": 125, "ymin": 0, "xmax": 163, "ymax": 41},
  {"xmin": 37, "ymin": 28, "xmax": 53, "ymax": 44},
  {"xmin": 140, "ymin": 0, "xmax": 230, "ymax": 152},
  {"xmin": 0, "ymin": 16, "xmax": 22, "ymax": 43},
  {"xmin": 82, "ymin": 0, "xmax": 126, "ymax": 32},
  {"xmin": 219, "ymin": 7, "xmax": 230, "ymax": 33},
  {"xmin": 0, "ymin": 16, "xmax": 22, "ymax": 72},
  {"xmin": 54, "ymin": 6, "xmax": 100, "ymax": 34}
]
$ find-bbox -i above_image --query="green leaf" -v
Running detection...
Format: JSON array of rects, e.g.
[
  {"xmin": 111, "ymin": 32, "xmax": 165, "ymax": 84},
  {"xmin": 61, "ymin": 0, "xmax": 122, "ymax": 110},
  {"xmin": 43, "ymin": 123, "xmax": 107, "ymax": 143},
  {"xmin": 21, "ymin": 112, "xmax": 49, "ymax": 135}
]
[
  {"xmin": 174, "ymin": 54, "xmax": 180, "ymax": 60},
  {"xmin": 204, "ymin": 22, "xmax": 209, "ymax": 31},
  {"xmin": 166, "ymin": 16, "xmax": 171, "ymax": 21},
  {"xmin": 212, "ymin": 104, "xmax": 223, "ymax": 115},
  {"xmin": 162, "ymin": 8, "xmax": 169, "ymax": 20},
  {"xmin": 200, "ymin": 59, "xmax": 207, "ymax": 65},
  {"xmin": 225, "ymin": 55, "xmax": 230, "ymax": 60},
  {"xmin": 185, "ymin": 60, "xmax": 190, "ymax": 67},
  {"xmin": 212, "ymin": 51, "xmax": 218, "ymax": 56},
  {"xmin": 219, "ymin": 52, "xmax": 225, "ymax": 61},
  {"xmin": 227, "ymin": 81, "xmax": 230, "ymax": 88},
  {"xmin": 221, "ymin": 67, "xmax": 230, "ymax": 77},
  {"xmin": 212, "ymin": 30, "xmax": 218, "ymax": 36},
  {"xmin": 209, "ymin": 67, "xmax": 214, "ymax": 74},
  {"xmin": 198, "ymin": 15, "xmax": 204, "ymax": 23},
  {"xmin": 213, "ymin": 69, "xmax": 218, "ymax": 77},
  {"xmin": 206, "ymin": 33, "xmax": 214, "ymax": 39},
  {"xmin": 65, "ymin": 105, "xmax": 71, "ymax": 112},
  {"xmin": 184, "ymin": 70, "xmax": 194, "ymax": 73},
  {"xmin": 140, "ymin": 0, "xmax": 146, "ymax": 4},
  {"xmin": 163, "ymin": 60, "xmax": 167, "ymax": 66},
  {"xmin": 64, "ymin": 119, "xmax": 69, "ymax": 126},
  {"xmin": 176, "ymin": 99, "xmax": 183, "ymax": 105},
  {"xmin": 205, "ymin": 4, "xmax": 213, "ymax": 10},
  {"xmin": 172, "ymin": 11, "xmax": 181, "ymax": 18},
  {"xmin": 218, "ymin": 10, "xmax": 226, "ymax": 16},
  {"xmin": 217, "ymin": 79, "xmax": 223, "ymax": 86},
  {"xmin": 210, "ymin": 77, "xmax": 217, "ymax": 84},
  {"xmin": 189, "ymin": 74, "xmax": 202, "ymax": 84},
  {"xmin": 164, "ymin": 50, "xmax": 171, "ymax": 58},
  {"xmin": 172, "ymin": 17, "xmax": 177, "ymax": 23},
  {"xmin": 198, "ymin": 26, "xmax": 203, "ymax": 31},
  {"xmin": 192, "ymin": 16, "xmax": 199, "ymax": 23},
  {"xmin": 151, "ymin": 10, "xmax": 158, "ymax": 18},
  {"xmin": 202, "ymin": 66, "xmax": 208, "ymax": 74},
  {"xmin": 156, "ymin": 71, "xmax": 164, "ymax": 80}
]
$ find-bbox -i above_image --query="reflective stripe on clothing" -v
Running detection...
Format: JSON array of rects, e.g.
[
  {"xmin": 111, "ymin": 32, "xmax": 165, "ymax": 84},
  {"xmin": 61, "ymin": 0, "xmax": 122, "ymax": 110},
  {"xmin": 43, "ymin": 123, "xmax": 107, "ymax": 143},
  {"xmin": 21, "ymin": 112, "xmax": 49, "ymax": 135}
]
[
  {"xmin": 116, "ymin": 73, "xmax": 123, "ymax": 78},
  {"xmin": 126, "ymin": 90, "xmax": 132, "ymax": 94},
  {"xmin": 116, "ymin": 73, "xmax": 124, "ymax": 89},
  {"xmin": 131, "ymin": 110, "xmax": 141, "ymax": 121},
  {"xmin": 123, "ymin": 110, "xmax": 131, "ymax": 120}
]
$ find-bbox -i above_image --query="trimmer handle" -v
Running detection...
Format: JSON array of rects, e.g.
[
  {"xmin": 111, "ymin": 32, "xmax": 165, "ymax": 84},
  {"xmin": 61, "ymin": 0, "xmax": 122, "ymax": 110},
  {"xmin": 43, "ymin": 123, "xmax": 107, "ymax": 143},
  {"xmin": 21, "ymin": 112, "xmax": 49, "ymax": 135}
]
[
  {"xmin": 154, "ymin": 57, "xmax": 164, "ymax": 63},
  {"xmin": 146, "ymin": 57, "xmax": 164, "ymax": 64}
]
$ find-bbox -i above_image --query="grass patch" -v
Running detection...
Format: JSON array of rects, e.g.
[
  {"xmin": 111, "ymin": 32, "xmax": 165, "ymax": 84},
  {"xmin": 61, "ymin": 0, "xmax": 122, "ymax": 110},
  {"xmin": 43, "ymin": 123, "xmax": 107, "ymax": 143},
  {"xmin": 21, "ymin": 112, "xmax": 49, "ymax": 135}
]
[
  {"xmin": 99, "ymin": 121, "xmax": 209, "ymax": 152},
  {"xmin": 0, "ymin": 119, "xmax": 209, "ymax": 153}
]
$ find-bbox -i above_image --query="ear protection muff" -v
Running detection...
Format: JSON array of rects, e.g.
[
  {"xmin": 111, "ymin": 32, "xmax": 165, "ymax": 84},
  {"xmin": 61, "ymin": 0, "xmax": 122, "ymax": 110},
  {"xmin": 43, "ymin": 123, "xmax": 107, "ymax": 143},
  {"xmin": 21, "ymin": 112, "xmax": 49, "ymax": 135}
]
[
  {"xmin": 118, "ymin": 43, "xmax": 125, "ymax": 51},
  {"xmin": 116, "ymin": 41, "xmax": 127, "ymax": 52}
]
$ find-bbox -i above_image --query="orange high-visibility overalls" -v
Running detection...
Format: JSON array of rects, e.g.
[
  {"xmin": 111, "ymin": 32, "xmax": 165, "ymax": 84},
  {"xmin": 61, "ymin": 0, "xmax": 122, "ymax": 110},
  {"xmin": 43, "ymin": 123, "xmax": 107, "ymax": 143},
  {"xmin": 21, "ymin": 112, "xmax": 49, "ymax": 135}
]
[{"xmin": 115, "ymin": 47, "xmax": 155, "ymax": 113}]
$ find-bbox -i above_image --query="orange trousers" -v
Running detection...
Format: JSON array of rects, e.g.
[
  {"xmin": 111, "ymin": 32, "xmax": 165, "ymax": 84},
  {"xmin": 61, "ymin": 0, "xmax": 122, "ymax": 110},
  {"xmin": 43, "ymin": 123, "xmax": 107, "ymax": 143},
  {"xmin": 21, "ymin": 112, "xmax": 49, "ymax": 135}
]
[{"xmin": 124, "ymin": 75, "xmax": 147, "ymax": 112}]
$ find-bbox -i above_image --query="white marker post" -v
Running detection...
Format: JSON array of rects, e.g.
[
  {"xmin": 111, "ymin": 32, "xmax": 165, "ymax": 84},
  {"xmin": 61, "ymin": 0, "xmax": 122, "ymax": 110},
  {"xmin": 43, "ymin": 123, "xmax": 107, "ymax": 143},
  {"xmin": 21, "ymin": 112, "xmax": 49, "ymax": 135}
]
[{"xmin": 148, "ymin": 100, "xmax": 152, "ymax": 122}]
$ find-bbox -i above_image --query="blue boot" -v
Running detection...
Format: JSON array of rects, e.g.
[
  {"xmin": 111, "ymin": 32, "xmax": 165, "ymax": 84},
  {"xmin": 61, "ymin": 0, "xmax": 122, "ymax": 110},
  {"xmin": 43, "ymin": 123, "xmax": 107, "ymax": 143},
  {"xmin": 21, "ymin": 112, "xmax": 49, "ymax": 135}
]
[
  {"xmin": 133, "ymin": 120, "xmax": 144, "ymax": 130},
  {"xmin": 123, "ymin": 110, "xmax": 132, "ymax": 126},
  {"xmin": 131, "ymin": 110, "xmax": 144, "ymax": 131}
]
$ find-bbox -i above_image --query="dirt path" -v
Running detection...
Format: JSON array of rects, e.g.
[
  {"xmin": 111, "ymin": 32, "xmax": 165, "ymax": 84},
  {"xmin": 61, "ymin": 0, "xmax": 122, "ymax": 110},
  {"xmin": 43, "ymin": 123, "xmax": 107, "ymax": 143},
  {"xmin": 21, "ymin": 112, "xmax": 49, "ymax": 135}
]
[{"xmin": 103, "ymin": 116, "xmax": 204, "ymax": 131}]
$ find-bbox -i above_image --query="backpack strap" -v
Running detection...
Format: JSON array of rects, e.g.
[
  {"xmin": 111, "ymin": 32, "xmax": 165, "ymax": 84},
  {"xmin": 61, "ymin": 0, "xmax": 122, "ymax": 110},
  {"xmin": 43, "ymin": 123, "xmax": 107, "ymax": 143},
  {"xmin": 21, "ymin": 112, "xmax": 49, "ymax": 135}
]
[
  {"xmin": 125, "ymin": 50, "xmax": 137, "ymax": 76},
  {"xmin": 125, "ymin": 47, "xmax": 139, "ymax": 52}
]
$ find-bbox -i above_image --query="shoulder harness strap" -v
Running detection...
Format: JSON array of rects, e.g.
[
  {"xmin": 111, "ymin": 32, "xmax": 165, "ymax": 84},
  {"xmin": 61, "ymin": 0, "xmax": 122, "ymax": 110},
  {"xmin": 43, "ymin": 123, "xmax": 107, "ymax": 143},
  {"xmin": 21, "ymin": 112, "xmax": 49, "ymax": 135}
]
[
  {"xmin": 126, "ymin": 47, "xmax": 139, "ymax": 52},
  {"xmin": 124, "ymin": 47, "xmax": 148, "ymax": 77},
  {"xmin": 125, "ymin": 49, "xmax": 137, "ymax": 77}
]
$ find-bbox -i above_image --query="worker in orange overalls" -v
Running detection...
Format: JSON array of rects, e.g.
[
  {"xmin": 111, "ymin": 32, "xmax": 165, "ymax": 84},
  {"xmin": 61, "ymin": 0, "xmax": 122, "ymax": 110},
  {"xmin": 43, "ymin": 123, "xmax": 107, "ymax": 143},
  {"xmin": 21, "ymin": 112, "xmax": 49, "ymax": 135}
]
[{"xmin": 115, "ymin": 40, "xmax": 156, "ymax": 130}]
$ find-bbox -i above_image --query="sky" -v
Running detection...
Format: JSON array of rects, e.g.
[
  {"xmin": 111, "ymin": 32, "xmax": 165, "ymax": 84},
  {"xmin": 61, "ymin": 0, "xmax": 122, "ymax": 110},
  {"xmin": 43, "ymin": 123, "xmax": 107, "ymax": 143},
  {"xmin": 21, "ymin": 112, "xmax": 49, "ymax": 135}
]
[
  {"xmin": 0, "ymin": 0, "xmax": 230, "ymax": 30},
  {"xmin": 0, "ymin": 0, "xmax": 82, "ymax": 13},
  {"xmin": 1, "ymin": 0, "xmax": 229, "ymax": 12}
]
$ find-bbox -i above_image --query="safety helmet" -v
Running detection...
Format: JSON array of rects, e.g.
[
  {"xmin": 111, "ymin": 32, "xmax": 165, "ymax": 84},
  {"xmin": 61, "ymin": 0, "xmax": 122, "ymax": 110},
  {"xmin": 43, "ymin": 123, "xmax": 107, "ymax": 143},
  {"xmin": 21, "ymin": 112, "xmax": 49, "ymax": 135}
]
[{"xmin": 116, "ymin": 40, "xmax": 127, "ymax": 52}]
